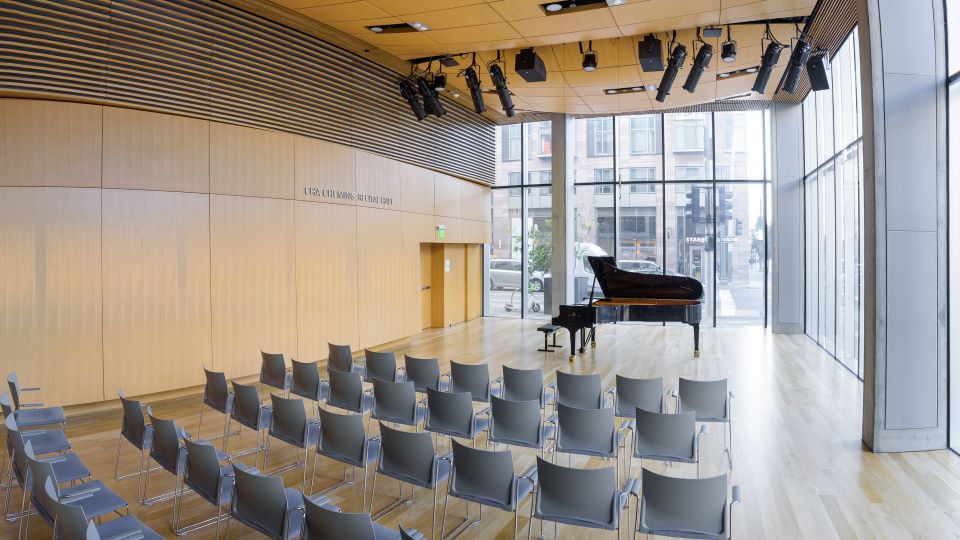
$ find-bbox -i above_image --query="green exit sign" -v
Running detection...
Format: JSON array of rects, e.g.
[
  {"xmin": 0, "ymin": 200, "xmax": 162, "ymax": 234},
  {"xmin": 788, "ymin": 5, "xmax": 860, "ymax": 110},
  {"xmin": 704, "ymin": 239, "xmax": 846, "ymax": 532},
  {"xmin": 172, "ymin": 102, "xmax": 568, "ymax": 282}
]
[{"xmin": 436, "ymin": 225, "xmax": 446, "ymax": 240}]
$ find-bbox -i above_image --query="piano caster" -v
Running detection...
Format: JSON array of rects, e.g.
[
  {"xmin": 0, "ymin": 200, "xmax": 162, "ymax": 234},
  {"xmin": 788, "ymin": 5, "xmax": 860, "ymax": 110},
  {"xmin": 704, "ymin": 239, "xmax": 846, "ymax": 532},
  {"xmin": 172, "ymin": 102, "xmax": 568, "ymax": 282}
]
[
  {"xmin": 694, "ymin": 350, "xmax": 700, "ymax": 358},
  {"xmin": 568, "ymin": 354, "xmax": 575, "ymax": 363},
  {"xmin": 591, "ymin": 341, "xmax": 596, "ymax": 349}
]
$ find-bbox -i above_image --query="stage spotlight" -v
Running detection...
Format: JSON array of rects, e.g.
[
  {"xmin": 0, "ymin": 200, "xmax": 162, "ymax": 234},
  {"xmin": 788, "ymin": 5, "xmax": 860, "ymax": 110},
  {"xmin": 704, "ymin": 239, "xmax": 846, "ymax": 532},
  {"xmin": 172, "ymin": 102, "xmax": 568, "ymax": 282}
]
[
  {"xmin": 721, "ymin": 25, "xmax": 736, "ymax": 63},
  {"xmin": 416, "ymin": 76, "xmax": 446, "ymax": 118},
  {"xmin": 781, "ymin": 37, "xmax": 811, "ymax": 94},
  {"xmin": 399, "ymin": 79, "xmax": 426, "ymax": 121},
  {"xmin": 464, "ymin": 66, "xmax": 486, "ymax": 114},
  {"xmin": 656, "ymin": 40, "xmax": 687, "ymax": 103},
  {"xmin": 580, "ymin": 41, "xmax": 598, "ymax": 72},
  {"xmin": 751, "ymin": 41, "xmax": 783, "ymax": 94},
  {"xmin": 433, "ymin": 73, "xmax": 447, "ymax": 92},
  {"xmin": 488, "ymin": 63, "xmax": 515, "ymax": 117},
  {"xmin": 682, "ymin": 42, "xmax": 713, "ymax": 93}
]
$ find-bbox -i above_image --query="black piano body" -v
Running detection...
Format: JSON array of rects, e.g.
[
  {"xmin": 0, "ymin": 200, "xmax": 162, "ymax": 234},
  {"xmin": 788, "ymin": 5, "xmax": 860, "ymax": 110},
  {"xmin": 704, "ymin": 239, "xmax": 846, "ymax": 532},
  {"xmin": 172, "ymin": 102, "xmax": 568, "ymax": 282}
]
[{"xmin": 551, "ymin": 256, "xmax": 704, "ymax": 361}]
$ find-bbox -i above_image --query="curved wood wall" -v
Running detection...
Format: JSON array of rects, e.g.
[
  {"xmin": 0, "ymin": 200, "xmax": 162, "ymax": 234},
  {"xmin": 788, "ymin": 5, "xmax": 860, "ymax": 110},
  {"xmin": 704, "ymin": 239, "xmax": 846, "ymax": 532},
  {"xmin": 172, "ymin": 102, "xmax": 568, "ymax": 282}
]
[
  {"xmin": 0, "ymin": 0, "xmax": 495, "ymax": 184},
  {"xmin": 0, "ymin": 98, "xmax": 491, "ymax": 407}
]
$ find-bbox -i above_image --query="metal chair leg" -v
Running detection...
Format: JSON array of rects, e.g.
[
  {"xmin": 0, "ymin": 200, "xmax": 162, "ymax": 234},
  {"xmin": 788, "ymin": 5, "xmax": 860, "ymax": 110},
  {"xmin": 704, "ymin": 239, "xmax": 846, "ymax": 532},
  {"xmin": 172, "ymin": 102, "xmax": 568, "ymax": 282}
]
[{"xmin": 197, "ymin": 401, "xmax": 205, "ymax": 441}]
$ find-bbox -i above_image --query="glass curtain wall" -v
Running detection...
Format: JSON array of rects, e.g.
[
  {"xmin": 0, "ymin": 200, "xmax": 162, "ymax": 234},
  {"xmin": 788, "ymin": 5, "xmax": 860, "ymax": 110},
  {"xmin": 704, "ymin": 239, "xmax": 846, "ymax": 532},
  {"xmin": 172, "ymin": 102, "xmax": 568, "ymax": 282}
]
[
  {"xmin": 945, "ymin": 0, "xmax": 960, "ymax": 451},
  {"xmin": 802, "ymin": 29, "xmax": 864, "ymax": 377}
]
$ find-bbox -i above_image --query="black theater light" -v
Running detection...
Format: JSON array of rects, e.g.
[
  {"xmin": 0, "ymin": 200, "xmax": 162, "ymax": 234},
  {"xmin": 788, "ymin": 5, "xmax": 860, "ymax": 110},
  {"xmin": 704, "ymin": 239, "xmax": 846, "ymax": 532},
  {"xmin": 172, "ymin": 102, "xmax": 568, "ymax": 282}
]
[
  {"xmin": 416, "ymin": 76, "xmax": 446, "ymax": 118},
  {"xmin": 464, "ymin": 65, "xmax": 487, "ymax": 114},
  {"xmin": 682, "ymin": 31, "xmax": 713, "ymax": 93},
  {"xmin": 752, "ymin": 25, "xmax": 784, "ymax": 94},
  {"xmin": 580, "ymin": 41, "xmax": 598, "ymax": 72},
  {"xmin": 399, "ymin": 79, "xmax": 426, "ymax": 121},
  {"xmin": 488, "ymin": 62, "xmax": 516, "ymax": 117},
  {"xmin": 656, "ymin": 33, "xmax": 687, "ymax": 103},
  {"xmin": 721, "ymin": 25, "xmax": 737, "ymax": 63},
  {"xmin": 781, "ymin": 36, "xmax": 811, "ymax": 94},
  {"xmin": 433, "ymin": 72, "xmax": 447, "ymax": 92}
]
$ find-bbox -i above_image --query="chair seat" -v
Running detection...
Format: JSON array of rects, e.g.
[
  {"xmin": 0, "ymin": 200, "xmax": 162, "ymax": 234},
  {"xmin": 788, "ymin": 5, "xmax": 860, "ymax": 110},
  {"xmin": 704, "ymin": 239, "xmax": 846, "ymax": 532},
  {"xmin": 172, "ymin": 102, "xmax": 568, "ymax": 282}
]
[
  {"xmin": 26, "ymin": 452, "xmax": 92, "ymax": 486},
  {"xmin": 328, "ymin": 393, "xmax": 374, "ymax": 415},
  {"xmin": 96, "ymin": 514, "xmax": 165, "ymax": 540},
  {"xmin": 59, "ymin": 480, "xmax": 128, "ymax": 519},
  {"xmin": 271, "ymin": 420, "xmax": 320, "ymax": 449},
  {"xmin": 319, "ymin": 437, "xmax": 380, "ymax": 469},
  {"xmin": 490, "ymin": 423, "xmax": 555, "ymax": 449},
  {"xmin": 450, "ymin": 467, "xmax": 536, "ymax": 512},
  {"xmin": 234, "ymin": 406, "xmax": 272, "ymax": 431},
  {"xmin": 427, "ymin": 414, "xmax": 490, "ymax": 440},
  {"xmin": 638, "ymin": 523, "xmax": 725, "ymax": 540},
  {"xmin": 19, "ymin": 428, "xmax": 70, "ymax": 454},
  {"xmin": 13, "ymin": 406, "xmax": 66, "ymax": 428},
  {"xmin": 372, "ymin": 405, "xmax": 426, "ymax": 427},
  {"xmin": 381, "ymin": 452, "xmax": 452, "ymax": 489},
  {"xmin": 632, "ymin": 450, "xmax": 696, "ymax": 464},
  {"xmin": 556, "ymin": 431, "xmax": 622, "ymax": 458},
  {"xmin": 372, "ymin": 520, "xmax": 403, "ymax": 540}
]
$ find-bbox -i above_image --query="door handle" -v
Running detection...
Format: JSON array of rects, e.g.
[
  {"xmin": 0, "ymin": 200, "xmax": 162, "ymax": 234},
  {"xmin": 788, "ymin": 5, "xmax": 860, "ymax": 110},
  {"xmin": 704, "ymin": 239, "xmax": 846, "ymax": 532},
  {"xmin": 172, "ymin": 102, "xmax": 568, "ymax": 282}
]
[{"xmin": 421, "ymin": 286, "xmax": 431, "ymax": 291}]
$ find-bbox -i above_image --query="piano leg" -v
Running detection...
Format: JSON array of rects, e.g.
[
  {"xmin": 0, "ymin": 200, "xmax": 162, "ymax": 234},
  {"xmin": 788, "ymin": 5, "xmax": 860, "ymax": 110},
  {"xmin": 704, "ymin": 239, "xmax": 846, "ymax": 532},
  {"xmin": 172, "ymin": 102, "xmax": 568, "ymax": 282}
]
[
  {"xmin": 693, "ymin": 324, "xmax": 701, "ymax": 358},
  {"xmin": 567, "ymin": 327, "xmax": 578, "ymax": 363},
  {"xmin": 579, "ymin": 327, "xmax": 588, "ymax": 353},
  {"xmin": 590, "ymin": 325, "xmax": 597, "ymax": 349}
]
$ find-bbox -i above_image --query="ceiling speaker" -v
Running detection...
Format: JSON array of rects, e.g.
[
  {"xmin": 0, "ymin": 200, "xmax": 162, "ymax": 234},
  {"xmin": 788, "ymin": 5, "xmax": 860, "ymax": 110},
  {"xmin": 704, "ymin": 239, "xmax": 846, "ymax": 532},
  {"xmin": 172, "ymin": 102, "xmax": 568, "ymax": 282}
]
[
  {"xmin": 806, "ymin": 53, "xmax": 831, "ymax": 91},
  {"xmin": 515, "ymin": 48, "xmax": 547, "ymax": 83},
  {"xmin": 638, "ymin": 35, "xmax": 664, "ymax": 72}
]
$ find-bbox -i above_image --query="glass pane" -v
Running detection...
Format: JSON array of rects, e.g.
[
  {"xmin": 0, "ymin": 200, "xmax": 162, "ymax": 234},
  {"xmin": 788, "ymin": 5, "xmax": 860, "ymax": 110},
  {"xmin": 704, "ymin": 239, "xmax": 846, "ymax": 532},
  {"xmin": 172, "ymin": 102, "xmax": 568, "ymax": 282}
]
[
  {"xmin": 714, "ymin": 111, "xmax": 766, "ymax": 180},
  {"xmin": 835, "ymin": 144, "xmax": 862, "ymax": 374},
  {"xmin": 573, "ymin": 185, "xmax": 614, "ymax": 301},
  {"xmin": 949, "ymin": 0, "xmax": 959, "ymax": 76},
  {"xmin": 664, "ymin": 112, "xmax": 713, "ymax": 180},
  {"xmin": 618, "ymin": 114, "xmax": 663, "ymax": 181},
  {"xmin": 815, "ymin": 83, "xmax": 835, "ymax": 165},
  {"xmin": 524, "ymin": 122, "xmax": 553, "ymax": 320},
  {"xmin": 805, "ymin": 173, "xmax": 819, "ymax": 341},
  {"xmin": 819, "ymin": 162, "xmax": 837, "ymax": 354},
  {"xmin": 665, "ymin": 183, "xmax": 714, "ymax": 326},
  {"xmin": 488, "ymin": 188, "xmax": 523, "ymax": 317},
  {"xmin": 803, "ymin": 97, "xmax": 818, "ymax": 175},
  {"xmin": 525, "ymin": 121, "xmax": 552, "ymax": 186},
  {"xmin": 574, "ymin": 117, "xmax": 615, "ymax": 184},
  {"xmin": 715, "ymin": 184, "xmax": 765, "ymax": 325},
  {"xmin": 949, "ymin": 82, "xmax": 959, "ymax": 449},
  {"xmin": 617, "ymin": 183, "xmax": 663, "ymax": 271}
]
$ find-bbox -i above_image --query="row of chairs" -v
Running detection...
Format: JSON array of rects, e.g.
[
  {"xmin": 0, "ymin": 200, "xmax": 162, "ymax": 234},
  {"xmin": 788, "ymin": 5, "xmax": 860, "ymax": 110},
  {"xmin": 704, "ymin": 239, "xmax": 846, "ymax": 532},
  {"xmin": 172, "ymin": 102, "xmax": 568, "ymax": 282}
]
[{"xmin": 1, "ymin": 372, "xmax": 161, "ymax": 539}]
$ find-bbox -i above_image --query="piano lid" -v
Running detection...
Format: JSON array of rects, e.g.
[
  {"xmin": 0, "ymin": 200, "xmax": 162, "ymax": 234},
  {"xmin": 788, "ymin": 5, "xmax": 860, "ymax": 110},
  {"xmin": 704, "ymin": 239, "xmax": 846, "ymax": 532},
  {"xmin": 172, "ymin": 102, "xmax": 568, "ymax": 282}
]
[{"xmin": 587, "ymin": 256, "xmax": 704, "ymax": 301}]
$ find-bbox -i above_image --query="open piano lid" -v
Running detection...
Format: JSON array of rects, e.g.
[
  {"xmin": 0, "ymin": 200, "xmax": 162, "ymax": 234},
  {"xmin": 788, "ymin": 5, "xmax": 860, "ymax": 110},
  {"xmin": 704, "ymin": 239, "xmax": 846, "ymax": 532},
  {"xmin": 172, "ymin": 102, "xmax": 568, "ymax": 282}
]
[{"xmin": 587, "ymin": 256, "xmax": 704, "ymax": 301}]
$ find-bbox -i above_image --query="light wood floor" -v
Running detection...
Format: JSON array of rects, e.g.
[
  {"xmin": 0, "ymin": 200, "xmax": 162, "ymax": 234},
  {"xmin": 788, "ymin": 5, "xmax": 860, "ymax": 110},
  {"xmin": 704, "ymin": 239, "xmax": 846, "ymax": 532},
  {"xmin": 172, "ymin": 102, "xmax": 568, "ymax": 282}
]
[{"xmin": 5, "ymin": 317, "xmax": 960, "ymax": 539}]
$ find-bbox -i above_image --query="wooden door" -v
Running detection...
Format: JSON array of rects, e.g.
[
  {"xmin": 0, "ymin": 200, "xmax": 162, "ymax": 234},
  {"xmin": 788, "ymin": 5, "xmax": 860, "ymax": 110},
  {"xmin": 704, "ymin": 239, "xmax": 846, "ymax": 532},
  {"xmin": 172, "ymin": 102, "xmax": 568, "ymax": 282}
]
[{"xmin": 419, "ymin": 244, "xmax": 433, "ymax": 329}]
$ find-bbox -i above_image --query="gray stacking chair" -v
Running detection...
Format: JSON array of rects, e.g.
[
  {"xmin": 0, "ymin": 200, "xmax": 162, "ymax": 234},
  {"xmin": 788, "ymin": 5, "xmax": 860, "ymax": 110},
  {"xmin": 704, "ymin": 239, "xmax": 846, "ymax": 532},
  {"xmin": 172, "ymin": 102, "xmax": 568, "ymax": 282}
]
[
  {"xmin": 143, "ymin": 407, "xmax": 192, "ymax": 506},
  {"xmin": 4, "ymin": 416, "xmax": 91, "ymax": 523},
  {"xmin": 441, "ymin": 439, "xmax": 537, "ymax": 539},
  {"xmin": 371, "ymin": 379, "xmax": 425, "ymax": 430},
  {"xmin": 487, "ymin": 396, "xmax": 554, "ymax": 455},
  {"xmin": 227, "ymin": 381, "xmax": 273, "ymax": 463},
  {"xmin": 548, "ymin": 403, "xmax": 624, "ymax": 480},
  {"xmin": 630, "ymin": 409, "xmax": 708, "ymax": 478},
  {"xmin": 198, "ymin": 368, "xmax": 235, "ymax": 448},
  {"xmin": 370, "ymin": 423, "xmax": 452, "ymax": 540},
  {"xmin": 302, "ymin": 494, "xmax": 400, "ymax": 540},
  {"xmin": 1, "ymin": 393, "xmax": 70, "ymax": 491},
  {"xmin": 677, "ymin": 378, "xmax": 734, "ymax": 469},
  {"xmin": 424, "ymin": 388, "xmax": 490, "ymax": 448},
  {"xmin": 328, "ymin": 343, "xmax": 364, "ymax": 374},
  {"xmin": 500, "ymin": 366, "xmax": 553, "ymax": 409},
  {"xmin": 611, "ymin": 375, "xmax": 665, "ymax": 417},
  {"xmin": 528, "ymin": 456, "xmax": 639, "ymax": 540},
  {"xmin": 364, "ymin": 349, "xmax": 399, "ymax": 383},
  {"xmin": 113, "ymin": 391, "xmax": 159, "ymax": 502},
  {"xmin": 225, "ymin": 463, "xmax": 336, "ymax": 539},
  {"xmin": 447, "ymin": 361, "xmax": 493, "ymax": 403},
  {"xmin": 291, "ymin": 359, "xmax": 328, "ymax": 414},
  {"xmin": 24, "ymin": 440, "xmax": 128, "ymax": 539},
  {"xmin": 174, "ymin": 438, "xmax": 234, "ymax": 537},
  {"xmin": 637, "ymin": 469, "xmax": 741, "ymax": 540},
  {"xmin": 403, "ymin": 355, "xmax": 442, "ymax": 393},
  {"xmin": 326, "ymin": 369, "xmax": 374, "ymax": 415},
  {"xmin": 45, "ymin": 478, "xmax": 163, "ymax": 540},
  {"xmin": 6, "ymin": 373, "xmax": 66, "ymax": 428},
  {"xmin": 261, "ymin": 351, "xmax": 293, "ymax": 396},
  {"xmin": 554, "ymin": 371, "xmax": 608, "ymax": 410},
  {"xmin": 311, "ymin": 408, "xmax": 380, "ymax": 507},
  {"xmin": 265, "ymin": 394, "xmax": 320, "ymax": 487},
  {"xmin": 399, "ymin": 525, "xmax": 427, "ymax": 540}
]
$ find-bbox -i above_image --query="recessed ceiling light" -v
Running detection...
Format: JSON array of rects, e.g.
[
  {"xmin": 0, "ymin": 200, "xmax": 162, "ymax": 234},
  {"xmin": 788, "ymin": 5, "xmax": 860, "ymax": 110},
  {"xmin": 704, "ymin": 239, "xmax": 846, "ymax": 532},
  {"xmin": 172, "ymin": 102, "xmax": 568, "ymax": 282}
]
[
  {"xmin": 546, "ymin": 3, "xmax": 563, "ymax": 11},
  {"xmin": 718, "ymin": 72, "xmax": 730, "ymax": 78},
  {"xmin": 605, "ymin": 0, "xmax": 625, "ymax": 5},
  {"xmin": 631, "ymin": 86, "xmax": 642, "ymax": 91},
  {"xmin": 746, "ymin": 66, "xmax": 758, "ymax": 73},
  {"xmin": 605, "ymin": 89, "xmax": 617, "ymax": 94},
  {"xmin": 370, "ymin": 26, "xmax": 383, "ymax": 33},
  {"xmin": 409, "ymin": 21, "xmax": 429, "ymax": 31},
  {"xmin": 645, "ymin": 84, "xmax": 657, "ymax": 91}
]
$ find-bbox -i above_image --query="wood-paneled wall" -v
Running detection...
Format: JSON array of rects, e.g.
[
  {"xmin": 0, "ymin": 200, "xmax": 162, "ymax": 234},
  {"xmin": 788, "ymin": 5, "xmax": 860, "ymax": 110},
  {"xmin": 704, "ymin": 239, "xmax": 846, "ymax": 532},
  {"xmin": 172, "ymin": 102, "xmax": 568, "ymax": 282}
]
[{"xmin": 0, "ymin": 99, "xmax": 490, "ymax": 407}]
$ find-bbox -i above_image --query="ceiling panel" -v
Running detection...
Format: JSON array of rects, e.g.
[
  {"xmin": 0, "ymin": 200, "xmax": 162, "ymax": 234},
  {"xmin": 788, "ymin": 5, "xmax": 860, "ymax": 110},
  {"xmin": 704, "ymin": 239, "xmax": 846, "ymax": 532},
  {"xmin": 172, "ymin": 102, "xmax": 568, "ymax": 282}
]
[{"xmin": 297, "ymin": 1, "xmax": 392, "ymax": 22}]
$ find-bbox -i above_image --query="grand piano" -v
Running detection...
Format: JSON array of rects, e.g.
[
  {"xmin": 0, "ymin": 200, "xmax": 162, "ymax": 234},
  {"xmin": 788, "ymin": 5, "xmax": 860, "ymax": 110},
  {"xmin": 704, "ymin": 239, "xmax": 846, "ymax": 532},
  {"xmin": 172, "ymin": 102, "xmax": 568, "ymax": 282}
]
[{"xmin": 551, "ymin": 256, "xmax": 704, "ymax": 361}]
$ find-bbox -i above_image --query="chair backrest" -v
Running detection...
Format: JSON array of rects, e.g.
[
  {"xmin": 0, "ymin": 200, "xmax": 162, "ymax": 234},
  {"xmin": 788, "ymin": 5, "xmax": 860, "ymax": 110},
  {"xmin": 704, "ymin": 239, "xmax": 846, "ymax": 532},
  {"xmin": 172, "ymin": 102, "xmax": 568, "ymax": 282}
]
[
  {"xmin": 4, "ymin": 415, "xmax": 28, "ymax": 484},
  {"xmin": 46, "ymin": 477, "xmax": 96, "ymax": 540},
  {"xmin": 450, "ymin": 361, "xmax": 490, "ymax": 402},
  {"xmin": 203, "ymin": 368, "xmax": 232, "ymax": 412},
  {"xmin": 26, "ymin": 440, "xmax": 59, "ymax": 526},
  {"xmin": 147, "ymin": 408, "xmax": 184, "ymax": 474},
  {"xmin": 678, "ymin": 378, "xmax": 728, "ymax": 421},
  {"xmin": 615, "ymin": 375, "xmax": 664, "ymax": 416},
  {"xmin": 377, "ymin": 422, "xmax": 438, "ymax": 487},
  {"xmin": 232, "ymin": 465, "xmax": 294, "ymax": 537},
  {"xmin": 425, "ymin": 387, "xmax": 475, "ymax": 438},
  {"xmin": 260, "ymin": 351, "xmax": 287, "ymax": 390},
  {"xmin": 556, "ymin": 403, "xmax": 616, "ymax": 456},
  {"xmin": 291, "ymin": 359, "xmax": 322, "ymax": 401},
  {"xmin": 327, "ymin": 343, "xmax": 355, "ymax": 373},
  {"xmin": 403, "ymin": 355, "xmax": 440, "ymax": 392},
  {"xmin": 535, "ymin": 456, "xmax": 617, "ymax": 527},
  {"xmin": 270, "ymin": 394, "xmax": 309, "ymax": 447},
  {"xmin": 399, "ymin": 526, "xmax": 420, "ymax": 540},
  {"xmin": 633, "ymin": 409, "xmax": 696, "ymax": 461},
  {"xmin": 501, "ymin": 366, "xmax": 544, "ymax": 403},
  {"xmin": 317, "ymin": 408, "xmax": 368, "ymax": 467},
  {"xmin": 119, "ymin": 390, "xmax": 149, "ymax": 448},
  {"xmin": 489, "ymin": 396, "xmax": 544, "ymax": 448},
  {"xmin": 7, "ymin": 372, "xmax": 23, "ymax": 409},
  {"xmin": 450, "ymin": 439, "xmax": 516, "ymax": 509},
  {"xmin": 184, "ymin": 438, "xmax": 227, "ymax": 505},
  {"xmin": 364, "ymin": 350, "xmax": 397, "ymax": 383},
  {"xmin": 302, "ymin": 495, "xmax": 376, "ymax": 540},
  {"xmin": 327, "ymin": 369, "xmax": 364, "ymax": 413},
  {"xmin": 371, "ymin": 379, "xmax": 417, "ymax": 425},
  {"xmin": 556, "ymin": 371, "xmax": 603, "ymax": 409},
  {"xmin": 640, "ymin": 469, "xmax": 728, "ymax": 536},
  {"xmin": 231, "ymin": 381, "xmax": 264, "ymax": 428},
  {"xmin": 0, "ymin": 392, "xmax": 13, "ymax": 419}
]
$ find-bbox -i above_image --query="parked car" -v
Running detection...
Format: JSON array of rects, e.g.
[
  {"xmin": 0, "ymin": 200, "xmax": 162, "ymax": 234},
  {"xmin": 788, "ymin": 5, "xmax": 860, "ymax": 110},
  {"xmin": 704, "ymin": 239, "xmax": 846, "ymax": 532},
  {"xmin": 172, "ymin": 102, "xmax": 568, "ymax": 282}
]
[
  {"xmin": 619, "ymin": 259, "xmax": 684, "ymax": 277},
  {"xmin": 489, "ymin": 259, "xmax": 546, "ymax": 291}
]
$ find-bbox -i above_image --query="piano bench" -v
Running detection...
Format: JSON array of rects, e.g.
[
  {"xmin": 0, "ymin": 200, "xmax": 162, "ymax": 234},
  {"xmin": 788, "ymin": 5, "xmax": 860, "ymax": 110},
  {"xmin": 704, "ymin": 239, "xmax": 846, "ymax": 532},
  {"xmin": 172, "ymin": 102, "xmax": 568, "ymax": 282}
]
[{"xmin": 537, "ymin": 324, "xmax": 563, "ymax": 352}]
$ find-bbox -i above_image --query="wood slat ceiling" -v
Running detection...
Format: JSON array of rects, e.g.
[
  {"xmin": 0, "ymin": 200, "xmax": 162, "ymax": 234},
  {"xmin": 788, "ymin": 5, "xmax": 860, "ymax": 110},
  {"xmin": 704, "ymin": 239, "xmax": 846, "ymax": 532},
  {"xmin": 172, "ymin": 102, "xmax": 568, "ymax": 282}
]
[{"xmin": 264, "ymin": 0, "xmax": 817, "ymax": 116}]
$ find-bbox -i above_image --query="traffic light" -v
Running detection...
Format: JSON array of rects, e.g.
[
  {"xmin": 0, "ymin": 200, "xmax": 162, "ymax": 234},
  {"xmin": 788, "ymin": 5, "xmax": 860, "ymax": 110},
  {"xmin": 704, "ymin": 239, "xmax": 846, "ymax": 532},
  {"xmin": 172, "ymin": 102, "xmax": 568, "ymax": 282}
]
[
  {"xmin": 684, "ymin": 186, "xmax": 699, "ymax": 230},
  {"xmin": 718, "ymin": 187, "xmax": 734, "ymax": 223}
]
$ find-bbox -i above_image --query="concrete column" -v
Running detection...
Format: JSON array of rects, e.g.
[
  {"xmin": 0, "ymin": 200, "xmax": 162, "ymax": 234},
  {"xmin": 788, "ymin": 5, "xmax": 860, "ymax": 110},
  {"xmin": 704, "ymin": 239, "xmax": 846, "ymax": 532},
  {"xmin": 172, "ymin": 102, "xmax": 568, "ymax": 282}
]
[
  {"xmin": 858, "ymin": 0, "xmax": 948, "ymax": 451},
  {"xmin": 550, "ymin": 113, "xmax": 575, "ymax": 315},
  {"xmin": 771, "ymin": 103, "xmax": 805, "ymax": 333}
]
